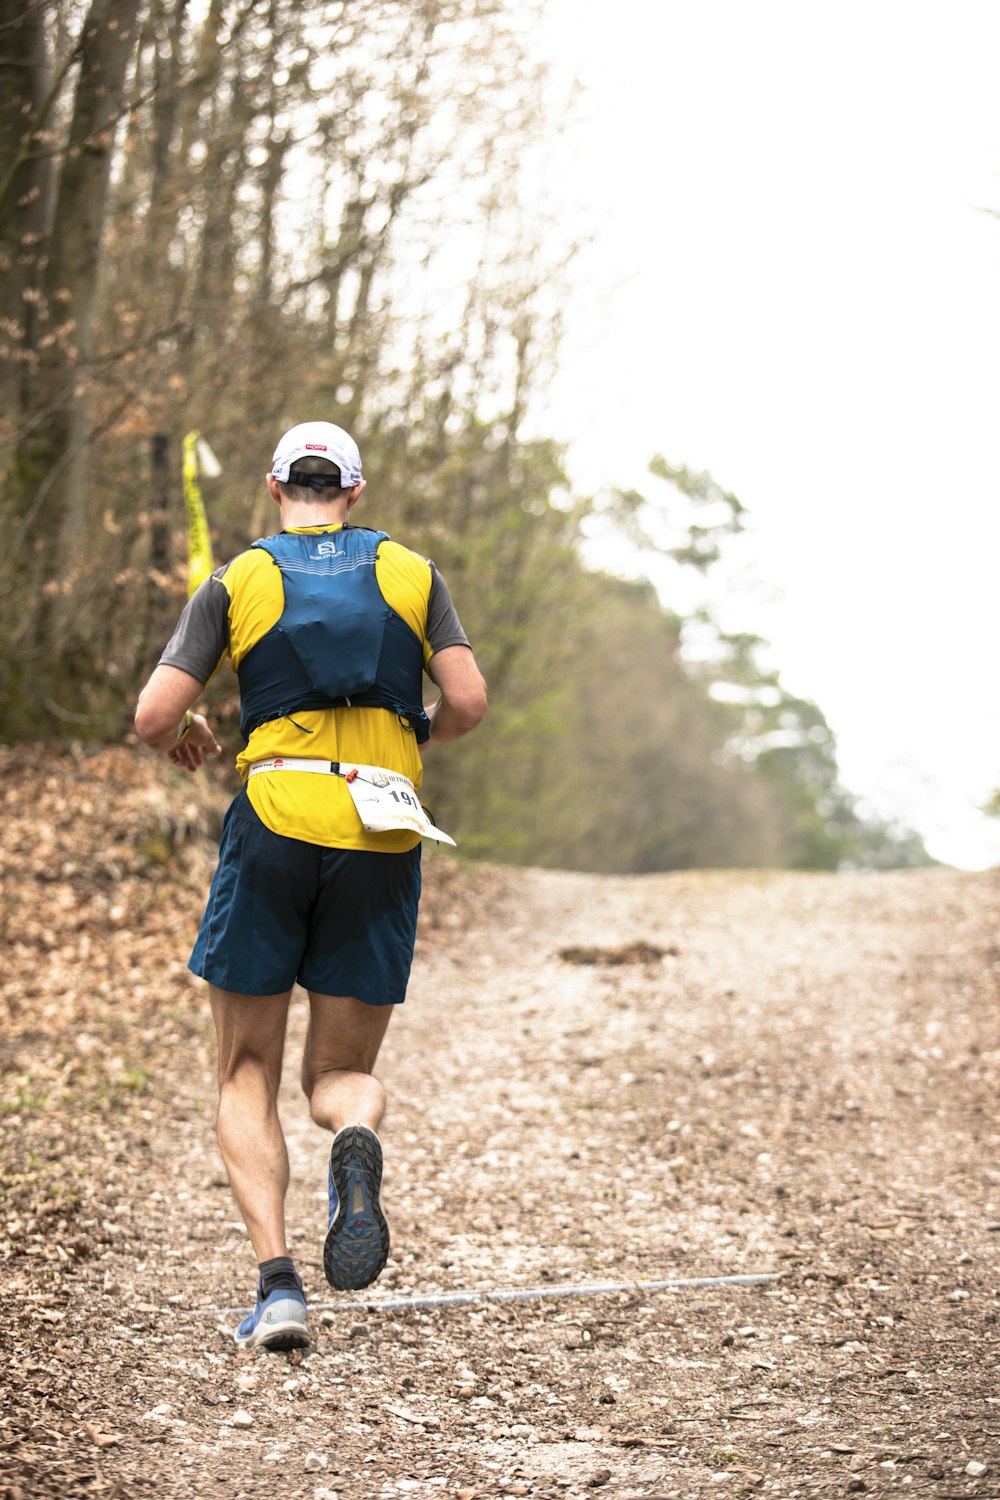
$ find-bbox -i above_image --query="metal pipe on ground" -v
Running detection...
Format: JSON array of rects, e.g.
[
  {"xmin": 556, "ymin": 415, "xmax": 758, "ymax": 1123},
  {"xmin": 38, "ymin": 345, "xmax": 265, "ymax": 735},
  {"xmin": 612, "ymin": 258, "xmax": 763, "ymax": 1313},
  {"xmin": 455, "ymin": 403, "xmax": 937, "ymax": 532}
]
[{"xmin": 208, "ymin": 1271, "xmax": 783, "ymax": 1320}]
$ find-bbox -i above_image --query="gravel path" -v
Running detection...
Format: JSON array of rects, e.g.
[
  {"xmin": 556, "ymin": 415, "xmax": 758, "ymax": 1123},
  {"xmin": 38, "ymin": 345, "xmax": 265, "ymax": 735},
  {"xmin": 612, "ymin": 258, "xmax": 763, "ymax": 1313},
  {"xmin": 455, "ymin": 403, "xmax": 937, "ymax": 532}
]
[{"xmin": 2, "ymin": 751, "xmax": 999, "ymax": 1499}]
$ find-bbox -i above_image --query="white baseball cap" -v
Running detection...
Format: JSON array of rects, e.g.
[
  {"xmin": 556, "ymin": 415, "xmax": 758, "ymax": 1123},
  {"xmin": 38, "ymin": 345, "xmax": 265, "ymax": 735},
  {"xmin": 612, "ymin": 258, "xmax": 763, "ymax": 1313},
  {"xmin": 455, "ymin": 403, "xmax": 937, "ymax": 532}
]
[{"xmin": 270, "ymin": 421, "xmax": 363, "ymax": 487}]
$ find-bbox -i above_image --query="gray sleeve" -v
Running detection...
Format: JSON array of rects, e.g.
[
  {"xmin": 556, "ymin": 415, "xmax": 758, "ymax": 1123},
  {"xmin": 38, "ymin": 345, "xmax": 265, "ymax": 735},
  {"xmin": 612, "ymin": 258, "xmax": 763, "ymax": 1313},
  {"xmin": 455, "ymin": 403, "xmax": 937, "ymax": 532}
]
[
  {"xmin": 158, "ymin": 571, "xmax": 230, "ymax": 685},
  {"xmin": 426, "ymin": 563, "xmax": 471, "ymax": 654}
]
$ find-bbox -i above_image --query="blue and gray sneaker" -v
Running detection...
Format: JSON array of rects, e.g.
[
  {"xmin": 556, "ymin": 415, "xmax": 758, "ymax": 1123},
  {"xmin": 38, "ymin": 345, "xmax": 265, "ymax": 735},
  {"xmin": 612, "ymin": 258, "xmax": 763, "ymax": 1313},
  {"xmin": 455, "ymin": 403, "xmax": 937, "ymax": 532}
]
[
  {"xmin": 233, "ymin": 1277, "xmax": 309, "ymax": 1351},
  {"xmin": 323, "ymin": 1124, "xmax": 389, "ymax": 1291}
]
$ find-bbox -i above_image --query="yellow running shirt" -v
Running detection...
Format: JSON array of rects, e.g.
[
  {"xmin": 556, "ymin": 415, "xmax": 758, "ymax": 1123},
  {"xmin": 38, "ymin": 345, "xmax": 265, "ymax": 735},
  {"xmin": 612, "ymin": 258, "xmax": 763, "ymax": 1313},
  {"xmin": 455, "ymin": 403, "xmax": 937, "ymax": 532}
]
[{"xmin": 158, "ymin": 524, "xmax": 470, "ymax": 851}]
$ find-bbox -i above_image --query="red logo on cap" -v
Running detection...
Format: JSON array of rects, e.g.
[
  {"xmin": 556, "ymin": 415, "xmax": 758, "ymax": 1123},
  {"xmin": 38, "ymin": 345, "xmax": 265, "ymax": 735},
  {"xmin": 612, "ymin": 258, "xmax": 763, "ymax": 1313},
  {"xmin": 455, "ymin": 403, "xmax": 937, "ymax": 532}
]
[{"xmin": 305, "ymin": 444, "xmax": 328, "ymax": 451}]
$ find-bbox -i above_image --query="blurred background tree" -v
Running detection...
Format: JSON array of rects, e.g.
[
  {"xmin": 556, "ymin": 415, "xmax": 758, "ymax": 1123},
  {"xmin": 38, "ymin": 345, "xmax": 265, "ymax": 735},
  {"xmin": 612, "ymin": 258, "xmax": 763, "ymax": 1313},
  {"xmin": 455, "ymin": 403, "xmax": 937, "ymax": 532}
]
[{"xmin": 0, "ymin": 0, "xmax": 933, "ymax": 871}]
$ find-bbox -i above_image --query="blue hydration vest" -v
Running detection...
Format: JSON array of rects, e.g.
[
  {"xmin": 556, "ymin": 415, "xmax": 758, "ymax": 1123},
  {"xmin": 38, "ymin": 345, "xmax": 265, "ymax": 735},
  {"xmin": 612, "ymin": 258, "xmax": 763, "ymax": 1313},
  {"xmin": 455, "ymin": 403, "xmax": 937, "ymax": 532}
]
[{"xmin": 237, "ymin": 528, "xmax": 431, "ymax": 744}]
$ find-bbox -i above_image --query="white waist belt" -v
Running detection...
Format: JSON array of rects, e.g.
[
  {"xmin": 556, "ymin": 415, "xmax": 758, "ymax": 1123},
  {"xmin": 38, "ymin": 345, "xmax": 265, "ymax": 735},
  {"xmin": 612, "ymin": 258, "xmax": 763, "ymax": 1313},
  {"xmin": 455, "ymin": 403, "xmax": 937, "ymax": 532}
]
[{"xmin": 248, "ymin": 757, "xmax": 341, "ymax": 776}]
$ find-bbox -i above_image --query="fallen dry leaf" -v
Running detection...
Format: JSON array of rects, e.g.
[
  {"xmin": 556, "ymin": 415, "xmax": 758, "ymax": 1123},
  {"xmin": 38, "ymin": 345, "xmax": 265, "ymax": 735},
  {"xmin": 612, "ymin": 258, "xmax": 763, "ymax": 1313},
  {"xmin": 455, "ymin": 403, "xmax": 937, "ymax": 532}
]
[{"xmin": 83, "ymin": 1422, "xmax": 122, "ymax": 1448}]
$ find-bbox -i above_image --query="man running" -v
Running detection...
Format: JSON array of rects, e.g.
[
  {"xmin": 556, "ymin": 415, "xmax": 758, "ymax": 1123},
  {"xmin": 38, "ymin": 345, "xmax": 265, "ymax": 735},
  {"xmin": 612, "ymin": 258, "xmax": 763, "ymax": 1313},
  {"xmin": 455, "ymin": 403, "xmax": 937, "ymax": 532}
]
[{"xmin": 135, "ymin": 421, "xmax": 487, "ymax": 1350}]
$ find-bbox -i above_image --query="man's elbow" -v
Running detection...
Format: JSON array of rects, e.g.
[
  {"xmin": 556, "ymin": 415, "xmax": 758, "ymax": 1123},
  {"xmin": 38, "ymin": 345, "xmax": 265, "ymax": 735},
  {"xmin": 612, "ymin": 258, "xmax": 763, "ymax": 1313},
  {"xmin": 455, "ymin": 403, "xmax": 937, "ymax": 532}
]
[
  {"xmin": 441, "ymin": 679, "xmax": 487, "ymax": 736},
  {"xmin": 459, "ymin": 678, "xmax": 488, "ymax": 732},
  {"xmin": 134, "ymin": 707, "xmax": 158, "ymax": 747},
  {"xmin": 134, "ymin": 693, "xmax": 172, "ymax": 747}
]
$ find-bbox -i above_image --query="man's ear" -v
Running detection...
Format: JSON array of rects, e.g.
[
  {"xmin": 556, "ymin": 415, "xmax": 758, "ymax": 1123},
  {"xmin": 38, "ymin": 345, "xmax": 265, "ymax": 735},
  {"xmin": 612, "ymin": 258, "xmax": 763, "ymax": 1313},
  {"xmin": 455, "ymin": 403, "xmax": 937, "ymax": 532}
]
[
  {"xmin": 266, "ymin": 473, "xmax": 283, "ymax": 505},
  {"xmin": 345, "ymin": 479, "xmax": 366, "ymax": 512}
]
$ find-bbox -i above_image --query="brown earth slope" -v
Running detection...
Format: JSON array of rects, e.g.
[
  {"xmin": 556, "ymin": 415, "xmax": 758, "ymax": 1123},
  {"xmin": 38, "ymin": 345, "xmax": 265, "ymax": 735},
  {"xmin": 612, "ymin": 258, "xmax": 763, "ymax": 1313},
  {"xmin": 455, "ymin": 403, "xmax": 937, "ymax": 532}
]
[{"xmin": 1, "ymin": 745, "xmax": 999, "ymax": 1500}]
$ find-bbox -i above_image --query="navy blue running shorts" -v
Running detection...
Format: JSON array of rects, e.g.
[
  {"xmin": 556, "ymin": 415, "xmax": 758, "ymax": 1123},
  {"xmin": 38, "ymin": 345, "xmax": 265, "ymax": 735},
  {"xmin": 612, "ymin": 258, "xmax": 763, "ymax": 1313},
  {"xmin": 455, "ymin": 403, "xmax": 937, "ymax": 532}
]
[{"xmin": 189, "ymin": 791, "xmax": 422, "ymax": 1001}]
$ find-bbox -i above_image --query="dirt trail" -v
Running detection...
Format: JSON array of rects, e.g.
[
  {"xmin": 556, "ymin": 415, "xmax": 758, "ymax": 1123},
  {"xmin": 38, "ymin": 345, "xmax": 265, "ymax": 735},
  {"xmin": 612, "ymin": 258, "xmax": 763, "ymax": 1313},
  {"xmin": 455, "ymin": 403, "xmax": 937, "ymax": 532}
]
[{"xmin": 2, "ymin": 749, "xmax": 1000, "ymax": 1499}]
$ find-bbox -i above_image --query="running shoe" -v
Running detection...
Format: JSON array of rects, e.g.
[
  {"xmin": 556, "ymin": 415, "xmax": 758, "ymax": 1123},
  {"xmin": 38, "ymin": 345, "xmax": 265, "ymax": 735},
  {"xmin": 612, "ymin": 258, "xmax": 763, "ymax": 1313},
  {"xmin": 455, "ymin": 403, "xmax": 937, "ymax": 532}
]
[
  {"xmin": 233, "ymin": 1279, "xmax": 309, "ymax": 1351},
  {"xmin": 323, "ymin": 1123, "xmax": 389, "ymax": 1291}
]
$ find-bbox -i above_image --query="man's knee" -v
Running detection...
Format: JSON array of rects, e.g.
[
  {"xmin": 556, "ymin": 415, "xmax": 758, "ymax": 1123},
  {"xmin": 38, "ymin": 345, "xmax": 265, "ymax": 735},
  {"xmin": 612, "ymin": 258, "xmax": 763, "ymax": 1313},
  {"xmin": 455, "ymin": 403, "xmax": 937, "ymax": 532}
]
[
  {"xmin": 302, "ymin": 1058, "xmax": 377, "ymax": 1101},
  {"xmin": 304, "ymin": 992, "xmax": 394, "ymax": 1075},
  {"xmin": 304, "ymin": 1064, "xmax": 387, "ymax": 1132},
  {"xmin": 218, "ymin": 1049, "xmax": 284, "ymax": 1101},
  {"xmin": 210, "ymin": 987, "xmax": 290, "ymax": 1091}
]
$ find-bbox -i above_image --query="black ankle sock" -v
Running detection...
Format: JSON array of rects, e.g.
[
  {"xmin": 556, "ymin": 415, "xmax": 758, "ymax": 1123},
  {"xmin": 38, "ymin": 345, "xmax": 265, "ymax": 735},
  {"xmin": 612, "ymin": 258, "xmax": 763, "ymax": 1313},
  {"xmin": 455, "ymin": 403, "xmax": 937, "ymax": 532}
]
[{"xmin": 259, "ymin": 1256, "xmax": 301, "ymax": 1297}]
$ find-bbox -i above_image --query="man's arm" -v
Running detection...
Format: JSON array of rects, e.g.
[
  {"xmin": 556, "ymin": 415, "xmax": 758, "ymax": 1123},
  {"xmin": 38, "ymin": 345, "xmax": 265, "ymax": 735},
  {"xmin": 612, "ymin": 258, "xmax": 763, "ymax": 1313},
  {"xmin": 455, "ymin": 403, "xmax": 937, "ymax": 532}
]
[
  {"xmin": 425, "ymin": 645, "xmax": 487, "ymax": 743},
  {"xmin": 134, "ymin": 663, "xmax": 222, "ymax": 772},
  {"xmin": 135, "ymin": 571, "xmax": 229, "ymax": 771}
]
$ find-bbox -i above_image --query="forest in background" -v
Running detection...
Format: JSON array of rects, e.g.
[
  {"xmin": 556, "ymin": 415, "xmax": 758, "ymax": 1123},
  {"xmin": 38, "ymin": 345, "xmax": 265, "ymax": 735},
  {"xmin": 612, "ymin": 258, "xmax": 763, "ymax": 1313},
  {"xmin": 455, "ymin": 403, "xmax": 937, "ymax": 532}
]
[{"xmin": 0, "ymin": 0, "xmax": 933, "ymax": 872}]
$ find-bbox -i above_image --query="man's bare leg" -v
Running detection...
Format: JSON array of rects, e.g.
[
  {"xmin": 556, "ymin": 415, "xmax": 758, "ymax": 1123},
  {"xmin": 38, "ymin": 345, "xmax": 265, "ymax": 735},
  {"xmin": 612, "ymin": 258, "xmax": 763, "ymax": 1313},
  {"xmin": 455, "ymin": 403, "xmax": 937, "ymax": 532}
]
[
  {"xmin": 302, "ymin": 992, "xmax": 394, "ymax": 1289},
  {"xmin": 301, "ymin": 991, "xmax": 394, "ymax": 1132},
  {"xmin": 209, "ymin": 985, "xmax": 292, "ymax": 1263}
]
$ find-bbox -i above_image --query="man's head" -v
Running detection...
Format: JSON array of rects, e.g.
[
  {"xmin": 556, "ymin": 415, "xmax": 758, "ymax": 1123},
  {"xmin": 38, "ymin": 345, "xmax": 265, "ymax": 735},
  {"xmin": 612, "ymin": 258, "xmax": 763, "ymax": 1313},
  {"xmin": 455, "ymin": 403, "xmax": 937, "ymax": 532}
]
[{"xmin": 269, "ymin": 421, "xmax": 363, "ymax": 504}]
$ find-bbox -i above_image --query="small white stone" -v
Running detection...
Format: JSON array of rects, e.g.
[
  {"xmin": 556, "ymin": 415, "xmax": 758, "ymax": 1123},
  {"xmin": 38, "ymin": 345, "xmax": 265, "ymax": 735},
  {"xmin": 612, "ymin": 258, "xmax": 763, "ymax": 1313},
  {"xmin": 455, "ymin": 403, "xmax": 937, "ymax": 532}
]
[
  {"xmin": 966, "ymin": 1461, "xmax": 988, "ymax": 1478},
  {"xmin": 230, "ymin": 1409, "xmax": 253, "ymax": 1428},
  {"xmin": 236, "ymin": 1372, "xmax": 258, "ymax": 1392},
  {"xmin": 304, "ymin": 1452, "xmax": 327, "ymax": 1472},
  {"xmin": 141, "ymin": 1403, "xmax": 172, "ymax": 1421},
  {"xmin": 950, "ymin": 1289, "xmax": 971, "ymax": 1301}
]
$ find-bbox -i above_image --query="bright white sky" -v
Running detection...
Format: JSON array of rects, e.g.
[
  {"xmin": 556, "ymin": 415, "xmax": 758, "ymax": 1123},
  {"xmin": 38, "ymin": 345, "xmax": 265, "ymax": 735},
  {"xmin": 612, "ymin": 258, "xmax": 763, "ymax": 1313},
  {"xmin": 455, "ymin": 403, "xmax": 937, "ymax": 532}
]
[{"xmin": 532, "ymin": 0, "xmax": 1000, "ymax": 869}]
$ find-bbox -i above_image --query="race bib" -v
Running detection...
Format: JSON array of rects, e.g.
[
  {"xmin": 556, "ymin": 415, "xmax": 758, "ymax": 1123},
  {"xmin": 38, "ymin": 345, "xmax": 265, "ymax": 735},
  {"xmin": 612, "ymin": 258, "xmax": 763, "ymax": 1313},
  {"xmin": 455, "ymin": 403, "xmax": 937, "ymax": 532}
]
[{"xmin": 340, "ymin": 763, "xmax": 456, "ymax": 847}]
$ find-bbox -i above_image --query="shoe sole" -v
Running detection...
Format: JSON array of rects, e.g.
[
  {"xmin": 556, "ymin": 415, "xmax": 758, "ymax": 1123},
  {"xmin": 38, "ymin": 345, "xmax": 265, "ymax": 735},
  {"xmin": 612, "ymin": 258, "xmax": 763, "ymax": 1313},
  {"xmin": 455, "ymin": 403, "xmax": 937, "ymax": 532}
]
[
  {"xmin": 324, "ymin": 1124, "xmax": 389, "ymax": 1291},
  {"xmin": 236, "ymin": 1320, "xmax": 311, "ymax": 1353}
]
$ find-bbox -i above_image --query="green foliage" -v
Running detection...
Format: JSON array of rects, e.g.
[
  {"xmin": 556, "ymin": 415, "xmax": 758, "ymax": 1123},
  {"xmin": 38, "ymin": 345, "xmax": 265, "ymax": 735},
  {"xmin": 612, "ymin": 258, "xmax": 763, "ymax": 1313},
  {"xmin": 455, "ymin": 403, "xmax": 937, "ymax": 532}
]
[
  {"xmin": 604, "ymin": 455, "xmax": 746, "ymax": 573},
  {"xmin": 683, "ymin": 618, "xmax": 934, "ymax": 870},
  {"xmin": 0, "ymin": 1, "xmax": 933, "ymax": 873}
]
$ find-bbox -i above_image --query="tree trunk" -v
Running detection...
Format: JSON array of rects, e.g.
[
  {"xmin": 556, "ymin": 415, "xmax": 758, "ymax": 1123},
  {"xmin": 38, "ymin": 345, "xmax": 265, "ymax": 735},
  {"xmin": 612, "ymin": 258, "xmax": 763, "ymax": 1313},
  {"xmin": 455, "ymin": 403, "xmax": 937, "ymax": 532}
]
[
  {"xmin": 0, "ymin": 0, "xmax": 59, "ymax": 424},
  {"xmin": 4, "ymin": 0, "xmax": 141, "ymax": 693}
]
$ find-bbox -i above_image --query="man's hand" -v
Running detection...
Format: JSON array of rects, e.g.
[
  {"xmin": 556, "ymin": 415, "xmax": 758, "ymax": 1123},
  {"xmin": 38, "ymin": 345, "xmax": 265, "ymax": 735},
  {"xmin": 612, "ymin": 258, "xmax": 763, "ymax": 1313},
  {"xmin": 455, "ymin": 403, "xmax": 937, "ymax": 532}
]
[{"xmin": 167, "ymin": 713, "xmax": 222, "ymax": 772}]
